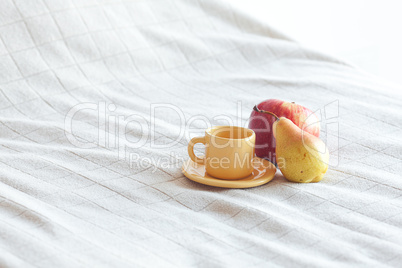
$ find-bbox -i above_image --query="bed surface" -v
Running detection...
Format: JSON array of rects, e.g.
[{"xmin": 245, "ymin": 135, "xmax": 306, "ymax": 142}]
[{"xmin": 0, "ymin": 0, "xmax": 401, "ymax": 267}]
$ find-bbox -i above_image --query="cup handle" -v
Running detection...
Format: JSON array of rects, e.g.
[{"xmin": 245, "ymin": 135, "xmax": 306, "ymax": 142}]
[{"xmin": 188, "ymin": 136, "xmax": 206, "ymax": 164}]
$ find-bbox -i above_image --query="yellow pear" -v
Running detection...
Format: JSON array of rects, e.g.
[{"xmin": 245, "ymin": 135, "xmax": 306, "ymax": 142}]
[{"xmin": 273, "ymin": 117, "xmax": 329, "ymax": 183}]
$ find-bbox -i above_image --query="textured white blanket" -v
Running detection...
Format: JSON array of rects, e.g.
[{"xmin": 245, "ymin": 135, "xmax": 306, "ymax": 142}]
[{"xmin": 0, "ymin": 0, "xmax": 401, "ymax": 267}]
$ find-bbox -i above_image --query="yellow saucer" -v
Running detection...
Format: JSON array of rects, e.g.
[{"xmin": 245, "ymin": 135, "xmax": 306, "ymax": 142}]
[{"xmin": 182, "ymin": 157, "xmax": 276, "ymax": 189}]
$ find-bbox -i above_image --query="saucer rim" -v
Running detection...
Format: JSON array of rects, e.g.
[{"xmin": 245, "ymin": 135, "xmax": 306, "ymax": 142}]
[{"xmin": 181, "ymin": 157, "xmax": 276, "ymax": 189}]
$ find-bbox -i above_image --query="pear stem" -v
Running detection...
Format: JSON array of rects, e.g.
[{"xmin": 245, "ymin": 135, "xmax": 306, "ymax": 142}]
[{"xmin": 253, "ymin": 105, "xmax": 279, "ymax": 120}]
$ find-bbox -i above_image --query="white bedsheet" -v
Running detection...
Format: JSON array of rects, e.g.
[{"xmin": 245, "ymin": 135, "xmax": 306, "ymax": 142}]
[{"xmin": 0, "ymin": 0, "xmax": 401, "ymax": 267}]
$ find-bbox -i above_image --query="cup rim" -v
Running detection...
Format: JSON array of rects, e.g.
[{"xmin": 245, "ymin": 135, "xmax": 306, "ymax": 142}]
[{"xmin": 206, "ymin": 126, "xmax": 255, "ymax": 141}]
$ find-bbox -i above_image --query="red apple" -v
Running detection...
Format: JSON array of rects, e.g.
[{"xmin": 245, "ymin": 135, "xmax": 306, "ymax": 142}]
[{"xmin": 248, "ymin": 99, "xmax": 320, "ymax": 165}]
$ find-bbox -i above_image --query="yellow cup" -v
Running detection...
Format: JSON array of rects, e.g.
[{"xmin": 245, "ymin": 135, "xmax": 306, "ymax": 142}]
[{"xmin": 188, "ymin": 126, "xmax": 256, "ymax": 180}]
